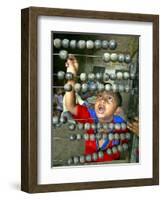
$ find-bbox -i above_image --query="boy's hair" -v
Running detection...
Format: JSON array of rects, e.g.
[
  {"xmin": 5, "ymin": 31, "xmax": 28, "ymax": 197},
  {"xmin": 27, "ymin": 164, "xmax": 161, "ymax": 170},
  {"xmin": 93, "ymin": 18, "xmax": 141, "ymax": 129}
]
[{"xmin": 96, "ymin": 91, "xmax": 122, "ymax": 107}]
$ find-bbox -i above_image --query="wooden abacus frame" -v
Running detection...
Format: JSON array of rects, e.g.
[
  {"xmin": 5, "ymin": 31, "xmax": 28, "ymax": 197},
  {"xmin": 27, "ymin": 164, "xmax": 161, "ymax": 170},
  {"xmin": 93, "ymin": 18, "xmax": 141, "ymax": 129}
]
[{"xmin": 21, "ymin": 7, "xmax": 159, "ymax": 193}]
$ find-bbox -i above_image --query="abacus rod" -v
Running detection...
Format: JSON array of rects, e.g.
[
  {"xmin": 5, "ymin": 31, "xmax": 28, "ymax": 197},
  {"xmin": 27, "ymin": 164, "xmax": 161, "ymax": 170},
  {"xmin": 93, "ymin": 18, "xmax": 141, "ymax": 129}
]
[{"xmin": 53, "ymin": 53, "xmax": 101, "ymax": 58}]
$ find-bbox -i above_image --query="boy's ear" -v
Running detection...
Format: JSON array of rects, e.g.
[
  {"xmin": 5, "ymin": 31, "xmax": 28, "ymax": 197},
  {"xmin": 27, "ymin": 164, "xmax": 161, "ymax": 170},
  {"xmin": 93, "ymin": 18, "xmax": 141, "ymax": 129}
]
[{"xmin": 114, "ymin": 107, "xmax": 124, "ymax": 116}]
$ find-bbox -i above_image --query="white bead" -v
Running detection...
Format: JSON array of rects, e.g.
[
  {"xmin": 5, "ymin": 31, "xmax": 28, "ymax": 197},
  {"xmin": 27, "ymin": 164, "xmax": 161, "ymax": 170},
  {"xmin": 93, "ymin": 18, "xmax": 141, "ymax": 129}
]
[
  {"xmin": 80, "ymin": 73, "xmax": 87, "ymax": 81},
  {"xmin": 116, "ymin": 71, "xmax": 123, "ymax": 80},
  {"xmin": 110, "ymin": 53, "xmax": 118, "ymax": 62},
  {"xmin": 57, "ymin": 71, "xmax": 65, "ymax": 80},
  {"xmin": 54, "ymin": 38, "xmax": 62, "ymax": 48},
  {"xmin": 62, "ymin": 39, "xmax": 69, "ymax": 48},
  {"xmin": 69, "ymin": 40, "xmax": 77, "ymax": 49},
  {"xmin": 59, "ymin": 50, "xmax": 68, "ymax": 60},
  {"xmin": 102, "ymin": 40, "xmax": 109, "ymax": 49},
  {"xmin": 109, "ymin": 40, "xmax": 117, "ymax": 50},
  {"xmin": 118, "ymin": 54, "xmax": 125, "ymax": 62},
  {"xmin": 105, "ymin": 84, "xmax": 112, "ymax": 91},
  {"xmin": 74, "ymin": 83, "xmax": 81, "ymax": 93},
  {"xmin": 81, "ymin": 83, "xmax": 88, "ymax": 93},
  {"xmin": 77, "ymin": 40, "xmax": 86, "ymax": 49},
  {"xmin": 94, "ymin": 40, "xmax": 102, "ymax": 49},
  {"xmin": 86, "ymin": 40, "xmax": 94, "ymax": 49}
]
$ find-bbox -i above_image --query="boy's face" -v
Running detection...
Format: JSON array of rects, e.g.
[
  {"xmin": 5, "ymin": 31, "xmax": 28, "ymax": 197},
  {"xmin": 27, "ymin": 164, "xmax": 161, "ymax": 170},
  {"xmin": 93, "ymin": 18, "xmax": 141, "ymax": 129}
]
[{"xmin": 94, "ymin": 91, "xmax": 118, "ymax": 121}]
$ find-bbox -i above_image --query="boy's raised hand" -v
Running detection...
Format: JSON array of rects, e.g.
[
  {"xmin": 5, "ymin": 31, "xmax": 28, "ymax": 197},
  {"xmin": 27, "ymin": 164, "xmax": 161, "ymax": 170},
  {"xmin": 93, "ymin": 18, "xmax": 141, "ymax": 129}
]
[{"xmin": 65, "ymin": 54, "xmax": 78, "ymax": 77}]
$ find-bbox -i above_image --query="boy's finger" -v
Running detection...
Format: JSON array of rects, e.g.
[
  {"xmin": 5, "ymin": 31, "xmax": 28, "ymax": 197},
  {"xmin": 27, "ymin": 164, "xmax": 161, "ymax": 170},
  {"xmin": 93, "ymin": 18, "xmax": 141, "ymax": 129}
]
[{"xmin": 133, "ymin": 117, "xmax": 139, "ymax": 121}]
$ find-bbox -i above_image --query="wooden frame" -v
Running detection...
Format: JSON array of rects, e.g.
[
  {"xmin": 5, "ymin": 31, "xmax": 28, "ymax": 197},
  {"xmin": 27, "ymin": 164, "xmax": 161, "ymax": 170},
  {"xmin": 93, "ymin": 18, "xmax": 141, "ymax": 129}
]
[{"xmin": 21, "ymin": 6, "xmax": 159, "ymax": 193}]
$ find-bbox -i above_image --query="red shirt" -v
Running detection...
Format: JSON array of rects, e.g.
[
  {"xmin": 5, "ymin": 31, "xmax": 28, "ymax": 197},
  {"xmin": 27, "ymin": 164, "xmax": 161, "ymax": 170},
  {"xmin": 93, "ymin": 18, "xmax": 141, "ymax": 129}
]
[{"xmin": 72, "ymin": 104, "xmax": 128, "ymax": 162}]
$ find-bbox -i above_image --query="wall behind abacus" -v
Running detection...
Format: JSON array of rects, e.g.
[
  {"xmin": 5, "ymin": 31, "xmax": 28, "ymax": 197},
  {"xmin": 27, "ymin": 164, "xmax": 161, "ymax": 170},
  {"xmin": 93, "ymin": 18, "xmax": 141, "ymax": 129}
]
[{"xmin": 0, "ymin": 0, "xmax": 162, "ymax": 199}]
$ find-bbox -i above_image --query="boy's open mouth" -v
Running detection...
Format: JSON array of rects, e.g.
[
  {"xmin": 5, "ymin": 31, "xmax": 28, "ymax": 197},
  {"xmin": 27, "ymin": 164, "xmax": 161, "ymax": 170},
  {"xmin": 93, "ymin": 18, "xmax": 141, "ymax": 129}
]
[{"xmin": 97, "ymin": 104, "xmax": 105, "ymax": 114}]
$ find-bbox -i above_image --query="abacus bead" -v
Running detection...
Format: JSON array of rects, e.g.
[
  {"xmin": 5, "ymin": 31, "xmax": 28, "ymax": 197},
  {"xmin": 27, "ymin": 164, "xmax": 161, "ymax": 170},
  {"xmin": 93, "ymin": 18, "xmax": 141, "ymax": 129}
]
[
  {"xmin": 122, "ymin": 143, "xmax": 128, "ymax": 151},
  {"xmin": 90, "ymin": 134, "xmax": 95, "ymax": 141},
  {"xmin": 103, "ymin": 123, "xmax": 108, "ymax": 130},
  {"xmin": 74, "ymin": 83, "xmax": 81, "ymax": 93},
  {"xmin": 77, "ymin": 40, "xmax": 86, "ymax": 49},
  {"xmin": 123, "ymin": 72, "xmax": 130, "ymax": 79},
  {"xmin": 125, "ymin": 85, "xmax": 130, "ymax": 93},
  {"xmin": 97, "ymin": 123, "xmax": 103, "ymax": 129},
  {"xmin": 84, "ymin": 133, "xmax": 89, "ymax": 141},
  {"xmin": 65, "ymin": 72, "xmax": 73, "ymax": 80},
  {"xmin": 68, "ymin": 123, "xmax": 76, "ymax": 131},
  {"xmin": 98, "ymin": 151, "xmax": 104, "ymax": 159},
  {"xmin": 78, "ymin": 123, "xmax": 84, "ymax": 130},
  {"xmin": 109, "ymin": 40, "xmax": 117, "ymax": 50},
  {"xmin": 96, "ymin": 133, "xmax": 102, "ymax": 140},
  {"xmin": 89, "ymin": 83, "xmax": 97, "ymax": 91},
  {"xmin": 110, "ymin": 73, "xmax": 116, "ymax": 80},
  {"xmin": 102, "ymin": 133, "xmax": 108, "ymax": 139},
  {"xmin": 117, "ymin": 145, "xmax": 123, "ymax": 152},
  {"xmin": 62, "ymin": 39, "xmax": 69, "ymax": 48},
  {"xmin": 130, "ymin": 73, "xmax": 136, "ymax": 80},
  {"xmin": 88, "ymin": 73, "xmax": 95, "ymax": 81},
  {"xmin": 57, "ymin": 71, "xmax": 65, "ymax": 80},
  {"xmin": 86, "ymin": 40, "xmax": 94, "ymax": 49},
  {"xmin": 70, "ymin": 134, "xmax": 76, "ymax": 140},
  {"xmin": 76, "ymin": 133, "xmax": 82, "ymax": 140},
  {"xmin": 84, "ymin": 123, "xmax": 91, "ymax": 130},
  {"xmin": 112, "ymin": 84, "xmax": 118, "ymax": 92},
  {"xmin": 106, "ymin": 148, "xmax": 112, "ymax": 155},
  {"xmin": 108, "ymin": 133, "xmax": 114, "ymax": 140},
  {"xmin": 64, "ymin": 84, "xmax": 73, "ymax": 92},
  {"xmin": 68, "ymin": 157, "xmax": 73, "ymax": 165},
  {"xmin": 116, "ymin": 71, "xmax": 123, "ymax": 80},
  {"xmin": 126, "ymin": 132, "xmax": 131, "ymax": 140},
  {"xmin": 59, "ymin": 50, "xmax": 68, "ymax": 60},
  {"xmin": 125, "ymin": 54, "xmax": 131, "ymax": 63},
  {"xmin": 96, "ymin": 73, "xmax": 103, "ymax": 81},
  {"xmin": 69, "ymin": 40, "xmax": 77, "ymax": 49},
  {"xmin": 121, "ymin": 123, "xmax": 127, "ymax": 130},
  {"xmin": 114, "ymin": 133, "xmax": 120, "ymax": 140},
  {"xmin": 111, "ymin": 53, "xmax": 118, "ymax": 62},
  {"xmin": 80, "ymin": 73, "xmax": 87, "ymax": 81},
  {"xmin": 103, "ymin": 53, "xmax": 110, "ymax": 62},
  {"xmin": 81, "ymin": 83, "xmax": 88, "ymax": 93},
  {"xmin": 85, "ymin": 154, "xmax": 92, "ymax": 162},
  {"xmin": 94, "ymin": 40, "xmax": 102, "ymax": 49},
  {"xmin": 92, "ymin": 152, "xmax": 98, "ymax": 161},
  {"xmin": 54, "ymin": 38, "xmax": 61, "ymax": 48},
  {"xmin": 112, "ymin": 146, "xmax": 118, "ymax": 154},
  {"xmin": 97, "ymin": 83, "xmax": 105, "ymax": 92},
  {"xmin": 53, "ymin": 116, "xmax": 59, "ymax": 125},
  {"xmin": 118, "ymin": 54, "xmax": 125, "ymax": 62},
  {"xmin": 73, "ymin": 156, "xmax": 79, "ymax": 164},
  {"xmin": 120, "ymin": 133, "xmax": 125, "ymax": 140},
  {"xmin": 105, "ymin": 84, "xmax": 112, "ymax": 91},
  {"xmin": 79, "ymin": 155, "xmax": 85, "ymax": 163},
  {"xmin": 91, "ymin": 123, "xmax": 96, "ymax": 130},
  {"xmin": 103, "ymin": 73, "xmax": 110, "ymax": 82},
  {"xmin": 109, "ymin": 123, "xmax": 114, "ymax": 130},
  {"xmin": 102, "ymin": 40, "xmax": 109, "ymax": 49},
  {"xmin": 60, "ymin": 116, "xmax": 67, "ymax": 124},
  {"xmin": 119, "ymin": 85, "xmax": 125, "ymax": 92}
]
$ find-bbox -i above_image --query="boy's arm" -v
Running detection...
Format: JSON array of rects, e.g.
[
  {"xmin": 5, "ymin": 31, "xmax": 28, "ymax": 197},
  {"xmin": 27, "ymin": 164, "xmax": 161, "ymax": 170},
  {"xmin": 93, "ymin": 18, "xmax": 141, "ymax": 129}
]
[
  {"xmin": 127, "ymin": 117, "xmax": 139, "ymax": 136},
  {"xmin": 64, "ymin": 56, "xmax": 78, "ymax": 115}
]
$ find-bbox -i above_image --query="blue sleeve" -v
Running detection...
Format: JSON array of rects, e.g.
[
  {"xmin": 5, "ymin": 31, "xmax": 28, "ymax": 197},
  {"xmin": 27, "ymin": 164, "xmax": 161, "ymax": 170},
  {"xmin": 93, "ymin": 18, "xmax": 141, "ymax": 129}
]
[
  {"xmin": 113, "ymin": 115, "xmax": 125, "ymax": 123},
  {"xmin": 87, "ymin": 108, "xmax": 99, "ymax": 123}
]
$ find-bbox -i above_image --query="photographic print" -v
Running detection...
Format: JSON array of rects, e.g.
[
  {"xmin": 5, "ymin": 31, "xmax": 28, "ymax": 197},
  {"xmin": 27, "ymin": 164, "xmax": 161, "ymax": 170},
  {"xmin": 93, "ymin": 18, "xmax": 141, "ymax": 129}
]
[
  {"xmin": 52, "ymin": 32, "xmax": 139, "ymax": 167},
  {"xmin": 21, "ymin": 7, "xmax": 159, "ymax": 193}
]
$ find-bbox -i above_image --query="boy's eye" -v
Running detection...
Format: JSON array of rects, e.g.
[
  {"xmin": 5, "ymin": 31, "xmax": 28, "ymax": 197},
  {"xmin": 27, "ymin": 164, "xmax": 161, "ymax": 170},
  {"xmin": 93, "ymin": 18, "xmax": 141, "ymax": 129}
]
[{"xmin": 108, "ymin": 96, "xmax": 113, "ymax": 102}]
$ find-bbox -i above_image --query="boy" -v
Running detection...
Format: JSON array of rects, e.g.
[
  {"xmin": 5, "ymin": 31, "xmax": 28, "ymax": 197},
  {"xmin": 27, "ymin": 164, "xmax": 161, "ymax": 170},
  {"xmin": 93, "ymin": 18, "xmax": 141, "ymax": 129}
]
[{"xmin": 65, "ymin": 55, "xmax": 129, "ymax": 162}]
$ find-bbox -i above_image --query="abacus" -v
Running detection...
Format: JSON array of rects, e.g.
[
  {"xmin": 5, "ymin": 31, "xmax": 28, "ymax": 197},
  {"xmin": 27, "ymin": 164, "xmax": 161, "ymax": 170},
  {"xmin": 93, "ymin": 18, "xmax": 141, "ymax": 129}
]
[{"xmin": 52, "ymin": 31, "xmax": 139, "ymax": 167}]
